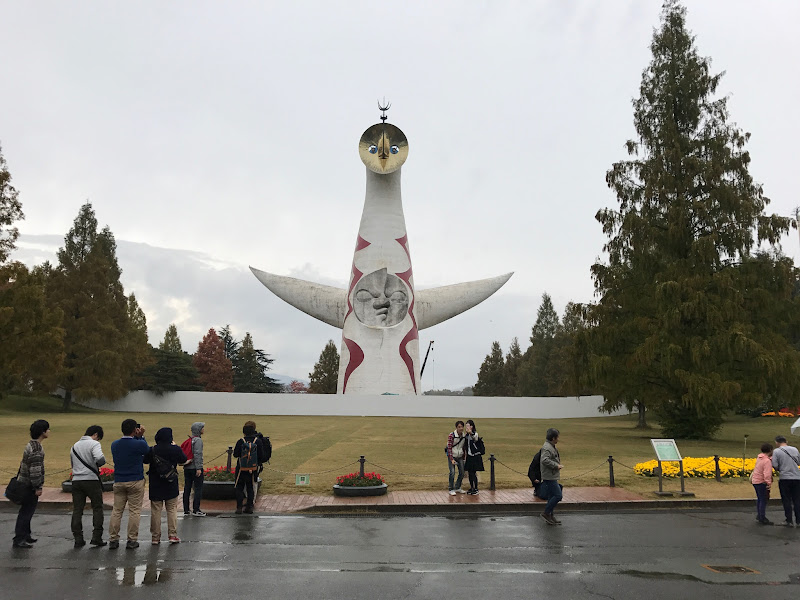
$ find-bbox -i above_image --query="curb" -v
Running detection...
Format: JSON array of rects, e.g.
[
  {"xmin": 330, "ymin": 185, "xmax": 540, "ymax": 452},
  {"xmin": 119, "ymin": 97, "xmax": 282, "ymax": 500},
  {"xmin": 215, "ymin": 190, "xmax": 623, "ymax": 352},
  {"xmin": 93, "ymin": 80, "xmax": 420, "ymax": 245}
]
[{"xmin": 292, "ymin": 497, "xmax": 783, "ymax": 516}]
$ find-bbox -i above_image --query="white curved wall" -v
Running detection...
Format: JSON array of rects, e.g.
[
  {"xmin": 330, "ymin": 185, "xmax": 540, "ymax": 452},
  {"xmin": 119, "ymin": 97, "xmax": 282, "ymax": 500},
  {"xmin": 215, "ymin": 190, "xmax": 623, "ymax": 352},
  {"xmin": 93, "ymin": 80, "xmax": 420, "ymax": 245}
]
[{"xmin": 78, "ymin": 391, "xmax": 626, "ymax": 419}]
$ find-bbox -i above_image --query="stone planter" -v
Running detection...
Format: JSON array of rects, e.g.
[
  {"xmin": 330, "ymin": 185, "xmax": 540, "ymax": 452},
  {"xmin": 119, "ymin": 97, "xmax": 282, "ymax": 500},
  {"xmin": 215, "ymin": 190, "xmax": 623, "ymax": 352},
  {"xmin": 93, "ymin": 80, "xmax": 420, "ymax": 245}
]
[
  {"xmin": 333, "ymin": 483, "xmax": 388, "ymax": 497},
  {"xmin": 61, "ymin": 480, "xmax": 114, "ymax": 493},
  {"xmin": 203, "ymin": 478, "xmax": 261, "ymax": 500}
]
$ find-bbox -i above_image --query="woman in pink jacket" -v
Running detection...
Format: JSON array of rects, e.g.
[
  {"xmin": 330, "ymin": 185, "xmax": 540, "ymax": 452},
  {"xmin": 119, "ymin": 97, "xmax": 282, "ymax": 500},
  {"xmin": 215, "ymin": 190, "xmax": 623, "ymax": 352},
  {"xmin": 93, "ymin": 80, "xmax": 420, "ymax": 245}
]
[{"xmin": 751, "ymin": 442, "xmax": 774, "ymax": 525}]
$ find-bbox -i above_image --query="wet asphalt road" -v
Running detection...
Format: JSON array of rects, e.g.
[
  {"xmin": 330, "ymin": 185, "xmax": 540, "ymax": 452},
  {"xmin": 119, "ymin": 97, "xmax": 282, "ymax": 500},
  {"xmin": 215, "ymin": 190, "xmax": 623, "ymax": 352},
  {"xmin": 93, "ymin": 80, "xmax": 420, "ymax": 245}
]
[{"xmin": 1, "ymin": 507, "xmax": 799, "ymax": 599}]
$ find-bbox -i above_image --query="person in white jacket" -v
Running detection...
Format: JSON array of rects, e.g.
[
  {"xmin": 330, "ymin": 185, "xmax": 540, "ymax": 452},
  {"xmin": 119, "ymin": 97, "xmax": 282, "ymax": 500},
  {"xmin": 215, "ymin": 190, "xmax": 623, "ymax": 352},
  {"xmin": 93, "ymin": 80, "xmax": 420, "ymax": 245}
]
[{"xmin": 70, "ymin": 425, "xmax": 107, "ymax": 547}]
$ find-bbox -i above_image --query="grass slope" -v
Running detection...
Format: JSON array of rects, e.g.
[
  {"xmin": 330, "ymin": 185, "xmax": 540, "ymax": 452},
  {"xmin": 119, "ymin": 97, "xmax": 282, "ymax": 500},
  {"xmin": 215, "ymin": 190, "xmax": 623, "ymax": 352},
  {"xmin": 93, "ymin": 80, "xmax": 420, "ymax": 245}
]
[{"xmin": 0, "ymin": 394, "xmax": 794, "ymax": 498}]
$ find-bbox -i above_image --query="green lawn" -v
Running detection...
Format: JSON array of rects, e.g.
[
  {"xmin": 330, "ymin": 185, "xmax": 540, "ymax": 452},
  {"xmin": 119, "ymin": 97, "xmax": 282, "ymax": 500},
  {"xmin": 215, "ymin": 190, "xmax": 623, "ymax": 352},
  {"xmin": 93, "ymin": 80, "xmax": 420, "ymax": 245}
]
[{"xmin": 0, "ymin": 394, "xmax": 794, "ymax": 498}]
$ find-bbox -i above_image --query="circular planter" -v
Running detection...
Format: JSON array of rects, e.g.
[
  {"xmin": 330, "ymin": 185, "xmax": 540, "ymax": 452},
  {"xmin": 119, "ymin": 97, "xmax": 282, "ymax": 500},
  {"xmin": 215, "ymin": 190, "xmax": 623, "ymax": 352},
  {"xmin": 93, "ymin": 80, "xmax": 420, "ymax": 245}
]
[
  {"xmin": 203, "ymin": 478, "xmax": 261, "ymax": 500},
  {"xmin": 333, "ymin": 483, "xmax": 388, "ymax": 497},
  {"xmin": 61, "ymin": 480, "xmax": 114, "ymax": 493}
]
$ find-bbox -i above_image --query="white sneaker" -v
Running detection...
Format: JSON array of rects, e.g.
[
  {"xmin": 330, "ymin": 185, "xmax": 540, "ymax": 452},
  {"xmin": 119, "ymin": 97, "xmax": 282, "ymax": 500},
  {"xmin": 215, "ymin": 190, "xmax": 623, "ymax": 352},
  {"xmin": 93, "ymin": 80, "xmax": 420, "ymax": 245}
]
[
  {"xmin": 456, "ymin": 489, "xmax": 467, "ymax": 494},
  {"xmin": 449, "ymin": 490, "xmax": 457, "ymax": 496}
]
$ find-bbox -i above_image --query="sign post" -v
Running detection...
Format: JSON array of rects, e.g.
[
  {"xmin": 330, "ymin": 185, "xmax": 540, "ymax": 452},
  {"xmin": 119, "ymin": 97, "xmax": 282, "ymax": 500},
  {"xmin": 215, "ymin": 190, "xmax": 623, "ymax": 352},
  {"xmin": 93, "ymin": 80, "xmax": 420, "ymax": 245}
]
[
  {"xmin": 650, "ymin": 439, "xmax": 694, "ymax": 497},
  {"xmin": 295, "ymin": 474, "xmax": 310, "ymax": 486}
]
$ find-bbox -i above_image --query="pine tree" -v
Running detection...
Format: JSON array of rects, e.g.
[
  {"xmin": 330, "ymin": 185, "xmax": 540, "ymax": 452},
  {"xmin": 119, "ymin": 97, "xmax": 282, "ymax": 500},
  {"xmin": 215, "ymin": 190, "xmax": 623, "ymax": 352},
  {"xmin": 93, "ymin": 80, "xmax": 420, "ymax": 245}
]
[
  {"xmin": 137, "ymin": 347, "xmax": 201, "ymax": 394},
  {"xmin": 0, "ymin": 145, "xmax": 23, "ymax": 264},
  {"xmin": 308, "ymin": 340, "xmax": 340, "ymax": 394},
  {"xmin": 501, "ymin": 337, "xmax": 523, "ymax": 396},
  {"xmin": 473, "ymin": 341, "xmax": 504, "ymax": 396},
  {"xmin": 234, "ymin": 332, "xmax": 280, "ymax": 393},
  {"xmin": 517, "ymin": 293, "xmax": 560, "ymax": 396},
  {"xmin": 0, "ymin": 262, "xmax": 64, "ymax": 396},
  {"xmin": 218, "ymin": 324, "xmax": 240, "ymax": 362},
  {"xmin": 584, "ymin": 1, "xmax": 798, "ymax": 438},
  {"xmin": 159, "ymin": 324, "xmax": 183, "ymax": 353},
  {"xmin": 193, "ymin": 328, "xmax": 234, "ymax": 392},
  {"xmin": 48, "ymin": 203, "xmax": 147, "ymax": 409}
]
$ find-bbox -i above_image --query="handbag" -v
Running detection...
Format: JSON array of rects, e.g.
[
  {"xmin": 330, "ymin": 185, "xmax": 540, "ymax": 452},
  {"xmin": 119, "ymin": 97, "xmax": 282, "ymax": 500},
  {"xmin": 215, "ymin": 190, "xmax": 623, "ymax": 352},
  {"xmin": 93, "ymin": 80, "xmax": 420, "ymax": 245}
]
[{"xmin": 4, "ymin": 469, "xmax": 29, "ymax": 505}]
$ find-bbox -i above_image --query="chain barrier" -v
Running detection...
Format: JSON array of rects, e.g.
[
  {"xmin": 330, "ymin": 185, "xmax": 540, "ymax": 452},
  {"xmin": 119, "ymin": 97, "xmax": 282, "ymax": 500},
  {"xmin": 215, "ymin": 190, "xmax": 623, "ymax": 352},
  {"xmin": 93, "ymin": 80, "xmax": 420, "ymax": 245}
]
[
  {"xmin": 493, "ymin": 458, "xmax": 529, "ymax": 477},
  {"xmin": 718, "ymin": 458, "xmax": 751, "ymax": 475},
  {"xmin": 561, "ymin": 461, "xmax": 609, "ymax": 481},
  {"xmin": 364, "ymin": 460, "xmax": 446, "ymax": 478},
  {"xmin": 261, "ymin": 460, "xmax": 360, "ymax": 476}
]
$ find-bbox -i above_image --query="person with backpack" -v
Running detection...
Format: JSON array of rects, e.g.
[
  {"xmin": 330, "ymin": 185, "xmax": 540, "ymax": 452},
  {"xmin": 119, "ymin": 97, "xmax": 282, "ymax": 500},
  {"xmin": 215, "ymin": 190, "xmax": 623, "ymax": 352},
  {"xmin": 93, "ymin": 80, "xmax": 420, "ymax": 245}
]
[
  {"xmin": 528, "ymin": 448, "xmax": 542, "ymax": 498},
  {"xmin": 233, "ymin": 421, "xmax": 267, "ymax": 514},
  {"xmin": 109, "ymin": 419, "xmax": 149, "ymax": 549},
  {"xmin": 539, "ymin": 428, "xmax": 564, "ymax": 526},
  {"xmin": 69, "ymin": 425, "xmax": 107, "ymax": 548},
  {"xmin": 464, "ymin": 419, "xmax": 485, "ymax": 495},
  {"xmin": 446, "ymin": 420, "xmax": 467, "ymax": 496},
  {"xmin": 181, "ymin": 422, "xmax": 206, "ymax": 517},
  {"xmin": 772, "ymin": 435, "xmax": 800, "ymax": 527},
  {"xmin": 147, "ymin": 427, "xmax": 188, "ymax": 544}
]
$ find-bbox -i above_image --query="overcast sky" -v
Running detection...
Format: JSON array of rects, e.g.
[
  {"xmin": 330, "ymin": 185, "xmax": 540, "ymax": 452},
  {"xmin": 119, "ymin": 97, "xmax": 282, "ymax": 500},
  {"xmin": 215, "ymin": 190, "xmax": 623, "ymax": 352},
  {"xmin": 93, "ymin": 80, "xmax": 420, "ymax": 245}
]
[{"xmin": 2, "ymin": 1, "xmax": 799, "ymax": 390}]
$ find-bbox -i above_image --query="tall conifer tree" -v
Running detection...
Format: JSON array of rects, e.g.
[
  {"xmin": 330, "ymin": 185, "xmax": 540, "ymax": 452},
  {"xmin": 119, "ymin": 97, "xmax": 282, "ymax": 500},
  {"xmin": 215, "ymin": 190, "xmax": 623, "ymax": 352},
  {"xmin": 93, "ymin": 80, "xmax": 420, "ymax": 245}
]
[
  {"xmin": 585, "ymin": 1, "xmax": 798, "ymax": 438},
  {"xmin": 48, "ymin": 203, "xmax": 147, "ymax": 409},
  {"xmin": 517, "ymin": 293, "xmax": 560, "ymax": 397},
  {"xmin": 308, "ymin": 340, "xmax": 340, "ymax": 394},
  {"xmin": 473, "ymin": 341, "xmax": 504, "ymax": 396}
]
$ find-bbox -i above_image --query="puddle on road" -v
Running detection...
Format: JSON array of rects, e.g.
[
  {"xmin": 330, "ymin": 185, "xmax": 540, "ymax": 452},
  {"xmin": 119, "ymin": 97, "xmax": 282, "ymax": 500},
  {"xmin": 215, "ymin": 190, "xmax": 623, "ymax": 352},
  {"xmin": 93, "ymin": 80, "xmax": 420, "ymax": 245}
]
[{"xmin": 100, "ymin": 564, "xmax": 172, "ymax": 587}]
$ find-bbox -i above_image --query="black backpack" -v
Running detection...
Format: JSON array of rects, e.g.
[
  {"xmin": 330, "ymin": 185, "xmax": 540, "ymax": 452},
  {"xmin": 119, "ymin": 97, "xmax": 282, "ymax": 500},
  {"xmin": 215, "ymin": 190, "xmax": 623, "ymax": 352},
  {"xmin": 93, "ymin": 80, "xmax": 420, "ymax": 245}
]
[
  {"xmin": 257, "ymin": 433, "xmax": 272, "ymax": 463},
  {"xmin": 528, "ymin": 450, "xmax": 542, "ymax": 486},
  {"xmin": 151, "ymin": 450, "xmax": 178, "ymax": 483}
]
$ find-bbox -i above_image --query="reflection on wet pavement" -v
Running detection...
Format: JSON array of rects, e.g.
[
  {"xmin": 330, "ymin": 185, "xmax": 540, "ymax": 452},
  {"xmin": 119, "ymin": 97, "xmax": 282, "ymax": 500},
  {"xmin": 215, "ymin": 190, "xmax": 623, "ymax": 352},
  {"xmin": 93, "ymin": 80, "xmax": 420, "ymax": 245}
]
[{"xmin": 113, "ymin": 564, "xmax": 171, "ymax": 587}]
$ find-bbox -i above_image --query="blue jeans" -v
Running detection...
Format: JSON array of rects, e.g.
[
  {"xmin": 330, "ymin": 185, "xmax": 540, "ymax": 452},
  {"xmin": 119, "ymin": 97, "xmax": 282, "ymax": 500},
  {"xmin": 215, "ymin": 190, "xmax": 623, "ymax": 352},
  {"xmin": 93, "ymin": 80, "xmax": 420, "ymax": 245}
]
[
  {"xmin": 753, "ymin": 483, "xmax": 769, "ymax": 521},
  {"xmin": 448, "ymin": 458, "xmax": 464, "ymax": 491},
  {"xmin": 539, "ymin": 480, "xmax": 563, "ymax": 514}
]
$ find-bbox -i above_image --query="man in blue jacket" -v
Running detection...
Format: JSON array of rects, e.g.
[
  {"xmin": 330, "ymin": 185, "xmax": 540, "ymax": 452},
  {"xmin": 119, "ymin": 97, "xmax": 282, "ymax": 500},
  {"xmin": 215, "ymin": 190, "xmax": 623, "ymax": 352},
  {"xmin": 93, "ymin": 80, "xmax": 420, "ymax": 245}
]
[{"xmin": 109, "ymin": 419, "xmax": 149, "ymax": 549}]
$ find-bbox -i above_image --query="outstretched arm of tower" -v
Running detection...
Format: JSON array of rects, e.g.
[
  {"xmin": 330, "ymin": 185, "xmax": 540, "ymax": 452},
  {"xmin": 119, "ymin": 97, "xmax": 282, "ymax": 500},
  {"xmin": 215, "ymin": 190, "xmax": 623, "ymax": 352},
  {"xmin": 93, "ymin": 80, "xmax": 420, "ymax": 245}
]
[
  {"xmin": 416, "ymin": 272, "xmax": 513, "ymax": 330},
  {"xmin": 249, "ymin": 267, "xmax": 347, "ymax": 329}
]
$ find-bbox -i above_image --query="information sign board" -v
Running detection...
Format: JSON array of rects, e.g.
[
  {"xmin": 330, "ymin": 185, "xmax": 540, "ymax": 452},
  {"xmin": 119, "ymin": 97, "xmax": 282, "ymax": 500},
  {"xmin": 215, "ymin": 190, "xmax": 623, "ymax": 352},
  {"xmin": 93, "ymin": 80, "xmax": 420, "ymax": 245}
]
[
  {"xmin": 295, "ymin": 474, "xmax": 310, "ymax": 486},
  {"xmin": 650, "ymin": 439, "xmax": 682, "ymax": 462}
]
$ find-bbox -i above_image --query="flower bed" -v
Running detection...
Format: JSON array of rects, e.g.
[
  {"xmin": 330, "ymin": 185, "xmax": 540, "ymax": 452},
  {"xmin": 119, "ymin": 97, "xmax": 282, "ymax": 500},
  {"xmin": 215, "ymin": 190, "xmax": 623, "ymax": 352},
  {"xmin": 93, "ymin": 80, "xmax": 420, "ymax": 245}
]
[
  {"xmin": 201, "ymin": 466, "xmax": 260, "ymax": 500},
  {"xmin": 62, "ymin": 467, "xmax": 116, "ymax": 492},
  {"xmin": 333, "ymin": 472, "xmax": 388, "ymax": 497},
  {"xmin": 204, "ymin": 466, "xmax": 236, "ymax": 481},
  {"xmin": 335, "ymin": 472, "xmax": 385, "ymax": 487},
  {"xmin": 761, "ymin": 411, "xmax": 795, "ymax": 417},
  {"xmin": 634, "ymin": 457, "xmax": 761, "ymax": 478}
]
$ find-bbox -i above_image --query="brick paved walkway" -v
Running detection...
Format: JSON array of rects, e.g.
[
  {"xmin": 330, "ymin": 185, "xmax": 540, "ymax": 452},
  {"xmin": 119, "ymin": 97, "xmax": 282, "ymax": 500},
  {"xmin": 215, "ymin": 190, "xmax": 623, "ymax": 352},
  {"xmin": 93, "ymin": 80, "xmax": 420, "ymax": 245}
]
[
  {"xmin": 2, "ymin": 486, "xmax": 644, "ymax": 514},
  {"xmin": 254, "ymin": 486, "xmax": 645, "ymax": 513}
]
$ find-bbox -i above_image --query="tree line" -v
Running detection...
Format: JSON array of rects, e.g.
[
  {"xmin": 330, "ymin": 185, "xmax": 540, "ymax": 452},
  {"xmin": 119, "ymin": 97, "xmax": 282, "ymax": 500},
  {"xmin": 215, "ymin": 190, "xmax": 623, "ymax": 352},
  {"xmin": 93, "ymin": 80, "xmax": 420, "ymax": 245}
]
[
  {"xmin": 473, "ymin": 1, "xmax": 800, "ymax": 439},
  {"xmin": 0, "ymin": 192, "xmax": 281, "ymax": 408}
]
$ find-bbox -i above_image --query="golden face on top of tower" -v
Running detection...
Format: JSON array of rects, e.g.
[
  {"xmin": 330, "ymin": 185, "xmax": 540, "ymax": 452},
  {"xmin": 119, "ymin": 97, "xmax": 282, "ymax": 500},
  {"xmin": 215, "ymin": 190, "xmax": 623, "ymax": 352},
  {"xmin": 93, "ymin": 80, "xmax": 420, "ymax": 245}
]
[{"xmin": 358, "ymin": 123, "xmax": 409, "ymax": 174}]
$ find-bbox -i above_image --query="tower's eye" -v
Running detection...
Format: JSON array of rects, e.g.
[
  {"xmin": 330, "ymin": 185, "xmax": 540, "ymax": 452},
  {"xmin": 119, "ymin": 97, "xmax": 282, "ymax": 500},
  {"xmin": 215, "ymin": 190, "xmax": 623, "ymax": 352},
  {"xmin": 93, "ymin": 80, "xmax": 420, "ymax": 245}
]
[
  {"xmin": 390, "ymin": 145, "xmax": 399, "ymax": 154},
  {"xmin": 368, "ymin": 145, "xmax": 378, "ymax": 154}
]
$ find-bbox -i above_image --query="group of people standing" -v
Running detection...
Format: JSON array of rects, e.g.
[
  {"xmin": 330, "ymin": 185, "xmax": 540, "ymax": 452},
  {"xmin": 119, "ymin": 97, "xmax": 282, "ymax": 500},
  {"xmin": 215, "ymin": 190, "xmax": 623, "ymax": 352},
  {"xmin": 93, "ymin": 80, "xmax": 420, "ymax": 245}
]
[
  {"xmin": 751, "ymin": 435, "xmax": 800, "ymax": 526},
  {"xmin": 446, "ymin": 422, "xmax": 565, "ymax": 524},
  {"xmin": 446, "ymin": 419, "xmax": 485, "ymax": 496},
  {"xmin": 10, "ymin": 417, "xmax": 270, "ymax": 550}
]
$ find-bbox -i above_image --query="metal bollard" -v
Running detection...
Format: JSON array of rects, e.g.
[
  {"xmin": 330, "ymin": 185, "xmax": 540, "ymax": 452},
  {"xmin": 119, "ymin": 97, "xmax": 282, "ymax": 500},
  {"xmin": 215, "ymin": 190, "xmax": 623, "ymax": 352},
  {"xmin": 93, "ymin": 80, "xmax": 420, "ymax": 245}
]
[
  {"xmin": 608, "ymin": 456, "xmax": 615, "ymax": 487},
  {"xmin": 359, "ymin": 455, "xmax": 366, "ymax": 477},
  {"xmin": 226, "ymin": 446, "xmax": 233, "ymax": 472},
  {"xmin": 489, "ymin": 454, "xmax": 496, "ymax": 491},
  {"xmin": 714, "ymin": 455, "xmax": 721, "ymax": 482}
]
